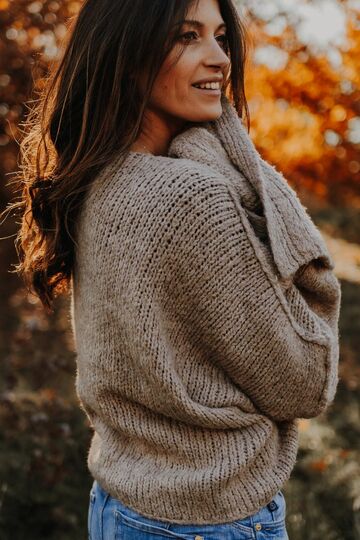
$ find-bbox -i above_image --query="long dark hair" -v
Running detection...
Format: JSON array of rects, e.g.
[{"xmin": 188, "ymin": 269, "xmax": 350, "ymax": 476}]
[{"xmin": 4, "ymin": 0, "xmax": 250, "ymax": 314}]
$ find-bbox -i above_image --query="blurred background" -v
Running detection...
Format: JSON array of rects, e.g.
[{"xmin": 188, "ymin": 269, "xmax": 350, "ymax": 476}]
[{"xmin": 0, "ymin": 1, "xmax": 359, "ymax": 539}]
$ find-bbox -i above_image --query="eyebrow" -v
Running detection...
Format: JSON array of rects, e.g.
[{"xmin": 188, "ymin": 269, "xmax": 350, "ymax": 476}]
[{"xmin": 180, "ymin": 19, "xmax": 227, "ymax": 31}]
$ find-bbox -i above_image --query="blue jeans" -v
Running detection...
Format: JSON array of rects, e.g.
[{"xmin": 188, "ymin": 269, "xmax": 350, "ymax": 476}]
[{"xmin": 88, "ymin": 479, "xmax": 289, "ymax": 539}]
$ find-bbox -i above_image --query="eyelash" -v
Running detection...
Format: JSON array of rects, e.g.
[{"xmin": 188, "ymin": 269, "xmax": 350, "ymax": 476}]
[{"xmin": 180, "ymin": 31, "xmax": 228, "ymax": 50}]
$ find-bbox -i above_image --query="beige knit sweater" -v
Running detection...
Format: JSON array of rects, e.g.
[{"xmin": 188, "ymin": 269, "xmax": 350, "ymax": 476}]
[{"xmin": 70, "ymin": 93, "xmax": 341, "ymax": 525}]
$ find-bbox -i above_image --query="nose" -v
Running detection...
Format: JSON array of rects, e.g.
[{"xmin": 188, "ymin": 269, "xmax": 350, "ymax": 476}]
[{"xmin": 203, "ymin": 37, "xmax": 231, "ymax": 71}]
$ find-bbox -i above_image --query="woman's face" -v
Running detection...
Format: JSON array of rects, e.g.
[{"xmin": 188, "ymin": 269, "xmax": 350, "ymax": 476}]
[{"xmin": 148, "ymin": 0, "xmax": 231, "ymax": 127}]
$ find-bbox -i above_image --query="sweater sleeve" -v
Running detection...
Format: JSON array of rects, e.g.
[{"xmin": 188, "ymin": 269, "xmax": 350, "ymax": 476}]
[{"xmin": 159, "ymin": 171, "xmax": 341, "ymax": 423}]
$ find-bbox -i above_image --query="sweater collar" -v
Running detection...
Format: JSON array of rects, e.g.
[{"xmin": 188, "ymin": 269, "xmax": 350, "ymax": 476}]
[{"xmin": 168, "ymin": 92, "xmax": 335, "ymax": 281}]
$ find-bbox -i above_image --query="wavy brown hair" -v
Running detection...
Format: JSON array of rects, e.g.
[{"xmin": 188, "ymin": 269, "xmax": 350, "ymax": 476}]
[{"xmin": 3, "ymin": 0, "xmax": 250, "ymax": 314}]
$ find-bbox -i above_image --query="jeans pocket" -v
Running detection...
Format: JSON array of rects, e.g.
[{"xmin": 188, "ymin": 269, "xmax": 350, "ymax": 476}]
[
  {"xmin": 115, "ymin": 507, "xmax": 257, "ymax": 539},
  {"xmin": 168, "ymin": 520, "xmax": 252, "ymax": 539},
  {"xmin": 114, "ymin": 509, "xmax": 195, "ymax": 539}
]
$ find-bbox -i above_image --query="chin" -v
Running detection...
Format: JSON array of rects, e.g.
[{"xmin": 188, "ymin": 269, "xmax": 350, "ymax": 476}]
[
  {"xmin": 196, "ymin": 109, "xmax": 223, "ymax": 122},
  {"xmin": 185, "ymin": 104, "xmax": 223, "ymax": 123}
]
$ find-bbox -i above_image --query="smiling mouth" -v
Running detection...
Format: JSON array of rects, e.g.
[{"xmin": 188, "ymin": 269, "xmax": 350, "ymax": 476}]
[
  {"xmin": 191, "ymin": 82, "xmax": 221, "ymax": 90},
  {"xmin": 191, "ymin": 86, "xmax": 221, "ymax": 96}
]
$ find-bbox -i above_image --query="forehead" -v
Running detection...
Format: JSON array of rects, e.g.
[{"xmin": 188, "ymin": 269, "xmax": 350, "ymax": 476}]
[{"xmin": 184, "ymin": 0, "xmax": 226, "ymax": 27}]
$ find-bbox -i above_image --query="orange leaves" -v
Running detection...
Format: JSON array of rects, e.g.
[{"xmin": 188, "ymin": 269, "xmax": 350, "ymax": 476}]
[
  {"xmin": 244, "ymin": 7, "xmax": 360, "ymax": 205},
  {"xmin": 309, "ymin": 448, "xmax": 354, "ymax": 473},
  {"xmin": 39, "ymin": 387, "xmax": 57, "ymax": 402},
  {"xmin": 298, "ymin": 418, "xmax": 310, "ymax": 432},
  {"xmin": 330, "ymin": 105, "xmax": 348, "ymax": 123},
  {"xmin": 310, "ymin": 458, "xmax": 328, "ymax": 472},
  {"xmin": 0, "ymin": 0, "xmax": 9, "ymax": 11}
]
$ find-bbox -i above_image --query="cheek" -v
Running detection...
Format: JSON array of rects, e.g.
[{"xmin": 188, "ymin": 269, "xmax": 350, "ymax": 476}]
[
  {"xmin": 157, "ymin": 54, "xmax": 195, "ymax": 98},
  {"xmin": 151, "ymin": 71, "xmax": 173, "ymax": 99},
  {"xmin": 153, "ymin": 73, "xmax": 189, "ymax": 104},
  {"xmin": 149, "ymin": 50, "xmax": 203, "ymax": 111}
]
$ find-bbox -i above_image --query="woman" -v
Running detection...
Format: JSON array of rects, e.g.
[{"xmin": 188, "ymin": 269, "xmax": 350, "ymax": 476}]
[{"xmin": 9, "ymin": 0, "xmax": 341, "ymax": 538}]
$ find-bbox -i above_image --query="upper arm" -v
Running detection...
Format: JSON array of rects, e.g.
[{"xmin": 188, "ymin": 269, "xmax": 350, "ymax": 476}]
[{"xmin": 154, "ymin": 170, "xmax": 340, "ymax": 421}]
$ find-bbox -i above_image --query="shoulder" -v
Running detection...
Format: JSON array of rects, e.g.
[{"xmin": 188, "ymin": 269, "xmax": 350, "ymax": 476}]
[
  {"xmin": 84, "ymin": 151, "xmax": 241, "ymax": 233},
  {"xmin": 146, "ymin": 156, "xmax": 242, "ymax": 229},
  {"xmin": 137, "ymin": 157, "xmax": 246, "ymax": 245},
  {"xmin": 109, "ymin": 152, "xmax": 235, "ymax": 206},
  {"xmin": 151, "ymin": 154, "xmax": 236, "ymax": 199}
]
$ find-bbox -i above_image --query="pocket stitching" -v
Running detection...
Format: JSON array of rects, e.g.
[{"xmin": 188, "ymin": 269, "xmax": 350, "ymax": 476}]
[
  {"xmin": 229, "ymin": 520, "xmax": 254, "ymax": 534},
  {"xmin": 261, "ymin": 518, "xmax": 286, "ymax": 532},
  {"xmin": 115, "ymin": 509, "xmax": 193, "ymax": 539},
  {"xmin": 262, "ymin": 516, "xmax": 286, "ymax": 526}
]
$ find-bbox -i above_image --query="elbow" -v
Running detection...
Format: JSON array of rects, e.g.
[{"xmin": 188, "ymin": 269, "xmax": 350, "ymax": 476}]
[
  {"xmin": 304, "ymin": 338, "xmax": 340, "ymax": 418},
  {"xmin": 256, "ymin": 338, "xmax": 340, "ymax": 423}
]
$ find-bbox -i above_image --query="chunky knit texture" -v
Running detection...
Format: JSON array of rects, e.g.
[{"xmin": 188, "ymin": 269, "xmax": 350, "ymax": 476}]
[{"xmin": 70, "ymin": 93, "xmax": 341, "ymax": 525}]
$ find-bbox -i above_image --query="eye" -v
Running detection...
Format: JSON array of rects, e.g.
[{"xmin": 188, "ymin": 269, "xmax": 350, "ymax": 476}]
[
  {"xmin": 179, "ymin": 31, "xmax": 198, "ymax": 43},
  {"xmin": 178, "ymin": 31, "xmax": 229, "ymax": 52},
  {"xmin": 216, "ymin": 33, "xmax": 229, "ymax": 51}
]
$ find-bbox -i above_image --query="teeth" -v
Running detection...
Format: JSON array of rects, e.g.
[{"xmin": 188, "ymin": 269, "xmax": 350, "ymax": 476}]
[{"xmin": 193, "ymin": 81, "xmax": 220, "ymax": 89}]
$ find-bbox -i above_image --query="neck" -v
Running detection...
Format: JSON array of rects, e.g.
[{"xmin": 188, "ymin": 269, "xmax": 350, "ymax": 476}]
[{"xmin": 130, "ymin": 106, "xmax": 192, "ymax": 156}]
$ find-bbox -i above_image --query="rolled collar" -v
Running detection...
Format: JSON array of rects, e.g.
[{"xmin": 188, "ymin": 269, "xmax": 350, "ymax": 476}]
[{"xmin": 168, "ymin": 93, "xmax": 335, "ymax": 281}]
